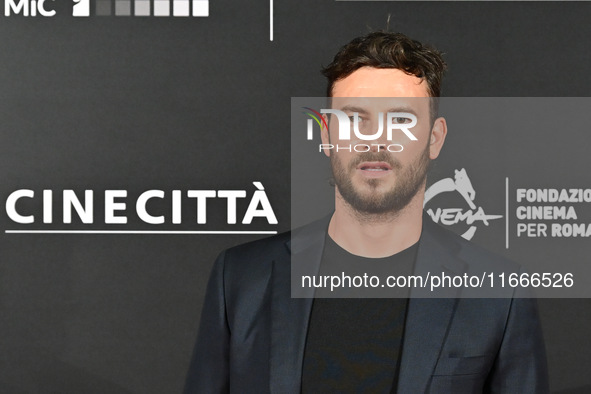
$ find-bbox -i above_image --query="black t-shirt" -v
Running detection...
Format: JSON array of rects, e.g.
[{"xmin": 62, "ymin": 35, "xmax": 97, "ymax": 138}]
[{"xmin": 301, "ymin": 235, "xmax": 418, "ymax": 393}]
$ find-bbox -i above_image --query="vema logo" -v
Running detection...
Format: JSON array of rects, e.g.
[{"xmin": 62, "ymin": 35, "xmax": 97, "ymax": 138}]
[
  {"xmin": 302, "ymin": 107, "xmax": 418, "ymax": 153},
  {"xmin": 424, "ymin": 168, "xmax": 503, "ymax": 240}
]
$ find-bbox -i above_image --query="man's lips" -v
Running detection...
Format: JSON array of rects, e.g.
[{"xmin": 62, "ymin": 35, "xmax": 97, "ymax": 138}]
[
  {"xmin": 357, "ymin": 161, "xmax": 393, "ymax": 171},
  {"xmin": 355, "ymin": 161, "xmax": 394, "ymax": 178}
]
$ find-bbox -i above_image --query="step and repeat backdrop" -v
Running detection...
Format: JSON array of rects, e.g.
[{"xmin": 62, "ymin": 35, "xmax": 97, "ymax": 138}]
[{"xmin": 0, "ymin": 0, "xmax": 590, "ymax": 392}]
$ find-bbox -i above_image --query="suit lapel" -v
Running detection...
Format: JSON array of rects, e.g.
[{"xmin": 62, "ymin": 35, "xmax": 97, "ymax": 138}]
[
  {"xmin": 397, "ymin": 218, "xmax": 464, "ymax": 393},
  {"xmin": 269, "ymin": 217, "xmax": 329, "ymax": 394}
]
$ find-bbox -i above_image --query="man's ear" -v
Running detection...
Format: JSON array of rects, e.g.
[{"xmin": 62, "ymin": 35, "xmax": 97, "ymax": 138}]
[
  {"xmin": 429, "ymin": 117, "xmax": 447, "ymax": 160},
  {"xmin": 320, "ymin": 114, "xmax": 331, "ymax": 157}
]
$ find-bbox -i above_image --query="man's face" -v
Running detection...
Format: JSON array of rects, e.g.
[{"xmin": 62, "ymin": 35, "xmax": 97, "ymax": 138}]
[{"xmin": 322, "ymin": 67, "xmax": 445, "ymax": 216}]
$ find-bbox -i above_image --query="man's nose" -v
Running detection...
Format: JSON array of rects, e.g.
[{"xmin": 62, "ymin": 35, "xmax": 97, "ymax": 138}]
[
  {"xmin": 354, "ymin": 116, "xmax": 388, "ymax": 145},
  {"xmin": 369, "ymin": 143, "xmax": 386, "ymax": 153}
]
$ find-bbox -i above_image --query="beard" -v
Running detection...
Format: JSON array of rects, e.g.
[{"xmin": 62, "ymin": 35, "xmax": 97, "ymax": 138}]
[{"xmin": 330, "ymin": 144, "xmax": 430, "ymax": 216}]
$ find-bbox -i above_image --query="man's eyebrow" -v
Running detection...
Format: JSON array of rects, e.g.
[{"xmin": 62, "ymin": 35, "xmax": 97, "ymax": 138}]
[
  {"xmin": 336, "ymin": 105, "xmax": 419, "ymax": 116},
  {"xmin": 386, "ymin": 106, "xmax": 418, "ymax": 115},
  {"xmin": 337, "ymin": 105, "xmax": 370, "ymax": 115}
]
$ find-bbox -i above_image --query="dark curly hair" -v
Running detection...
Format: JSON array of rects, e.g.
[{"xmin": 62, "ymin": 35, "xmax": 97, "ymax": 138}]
[{"xmin": 322, "ymin": 32, "xmax": 447, "ymax": 97}]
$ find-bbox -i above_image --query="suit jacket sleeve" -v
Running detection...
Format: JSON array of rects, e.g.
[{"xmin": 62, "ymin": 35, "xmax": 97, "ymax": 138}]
[
  {"xmin": 485, "ymin": 293, "xmax": 549, "ymax": 393},
  {"xmin": 184, "ymin": 251, "xmax": 230, "ymax": 394}
]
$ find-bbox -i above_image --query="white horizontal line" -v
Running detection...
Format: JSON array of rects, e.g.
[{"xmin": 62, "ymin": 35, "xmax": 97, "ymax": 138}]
[{"xmin": 5, "ymin": 230, "xmax": 278, "ymax": 235}]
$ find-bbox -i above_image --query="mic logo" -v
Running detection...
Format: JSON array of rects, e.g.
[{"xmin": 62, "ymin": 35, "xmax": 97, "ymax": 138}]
[
  {"xmin": 4, "ymin": 0, "xmax": 210, "ymax": 17},
  {"xmin": 4, "ymin": 0, "xmax": 56, "ymax": 16}
]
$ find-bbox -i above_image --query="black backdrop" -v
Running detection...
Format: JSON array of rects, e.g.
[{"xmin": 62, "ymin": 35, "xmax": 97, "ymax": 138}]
[{"xmin": 0, "ymin": 0, "xmax": 590, "ymax": 393}]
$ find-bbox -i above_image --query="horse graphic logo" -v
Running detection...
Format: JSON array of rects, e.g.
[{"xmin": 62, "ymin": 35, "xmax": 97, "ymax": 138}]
[{"xmin": 424, "ymin": 169, "xmax": 502, "ymax": 240}]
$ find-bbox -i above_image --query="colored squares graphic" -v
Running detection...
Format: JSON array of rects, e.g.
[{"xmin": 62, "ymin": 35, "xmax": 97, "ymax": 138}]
[
  {"xmin": 115, "ymin": 0, "xmax": 131, "ymax": 16},
  {"xmin": 154, "ymin": 0, "xmax": 170, "ymax": 16},
  {"xmin": 88, "ymin": 0, "xmax": 210, "ymax": 17},
  {"xmin": 192, "ymin": 0, "xmax": 208, "ymax": 17},
  {"xmin": 96, "ymin": 0, "xmax": 111, "ymax": 15},
  {"xmin": 135, "ymin": 0, "xmax": 150, "ymax": 16},
  {"xmin": 173, "ymin": 0, "xmax": 189, "ymax": 16}
]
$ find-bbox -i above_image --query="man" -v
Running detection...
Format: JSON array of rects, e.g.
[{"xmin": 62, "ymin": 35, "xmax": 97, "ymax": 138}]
[{"xmin": 184, "ymin": 32, "xmax": 549, "ymax": 393}]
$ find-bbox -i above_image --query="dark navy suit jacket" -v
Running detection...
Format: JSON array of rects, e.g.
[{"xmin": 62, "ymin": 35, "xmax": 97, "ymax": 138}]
[{"xmin": 184, "ymin": 215, "xmax": 549, "ymax": 393}]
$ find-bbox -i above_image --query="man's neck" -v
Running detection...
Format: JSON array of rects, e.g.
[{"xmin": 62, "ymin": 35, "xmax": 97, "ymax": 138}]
[{"xmin": 328, "ymin": 192, "xmax": 424, "ymax": 258}]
